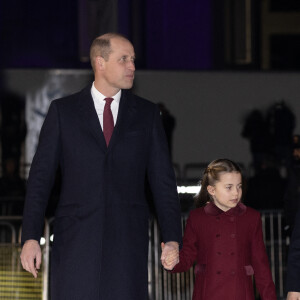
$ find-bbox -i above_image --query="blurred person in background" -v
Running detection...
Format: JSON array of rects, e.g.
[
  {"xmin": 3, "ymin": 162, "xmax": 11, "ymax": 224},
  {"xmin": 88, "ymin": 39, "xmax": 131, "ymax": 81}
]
[
  {"xmin": 158, "ymin": 102, "xmax": 176, "ymax": 159},
  {"xmin": 0, "ymin": 87, "xmax": 27, "ymax": 176},
  {"xmin": 284, "ymin": 134, "xmax": 300, "ymax": 233},
  {"xmin": 241, "ymin": 109, "xmax": 271, "ymax": 175}
]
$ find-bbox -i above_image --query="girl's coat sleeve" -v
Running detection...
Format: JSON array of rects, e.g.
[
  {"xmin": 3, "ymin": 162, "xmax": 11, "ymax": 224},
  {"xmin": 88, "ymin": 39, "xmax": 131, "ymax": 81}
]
[{"xmin": 171, "ymin": 211, "xmax": 198, "ymax": 273}]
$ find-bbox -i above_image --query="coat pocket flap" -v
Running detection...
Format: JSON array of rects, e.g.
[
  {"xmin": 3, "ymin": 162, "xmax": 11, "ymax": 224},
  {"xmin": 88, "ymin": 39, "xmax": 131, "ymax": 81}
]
[{"xmin": 244, "ymin": 265, "xmax": 254, "ymax": 275}]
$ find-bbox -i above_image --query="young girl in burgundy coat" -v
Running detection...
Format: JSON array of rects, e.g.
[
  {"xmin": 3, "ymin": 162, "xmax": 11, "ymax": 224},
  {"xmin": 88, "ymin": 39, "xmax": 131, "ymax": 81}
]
[{"xmin": 162, "ymin": 159, "xmax": 277, "ymax": 300}]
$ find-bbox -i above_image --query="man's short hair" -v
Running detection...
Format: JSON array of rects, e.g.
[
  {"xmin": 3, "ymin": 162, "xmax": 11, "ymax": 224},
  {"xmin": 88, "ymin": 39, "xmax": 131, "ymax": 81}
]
[{"xmin": 90, "ymin": 33, "xmax": 129, "ymax": 70}]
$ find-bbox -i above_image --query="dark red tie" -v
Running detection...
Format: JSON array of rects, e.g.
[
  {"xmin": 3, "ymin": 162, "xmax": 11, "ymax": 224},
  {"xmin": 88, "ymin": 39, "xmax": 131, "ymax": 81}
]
[{"xmin": 103, "ymin": 97, "xmax": 114, "ymax": 146}]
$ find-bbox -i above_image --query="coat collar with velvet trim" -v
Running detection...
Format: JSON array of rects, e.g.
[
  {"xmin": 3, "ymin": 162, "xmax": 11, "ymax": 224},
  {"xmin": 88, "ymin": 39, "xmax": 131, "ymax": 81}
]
[{"xmin": 204, "ymin": 201, "xmax": 247, "ymax": 216}]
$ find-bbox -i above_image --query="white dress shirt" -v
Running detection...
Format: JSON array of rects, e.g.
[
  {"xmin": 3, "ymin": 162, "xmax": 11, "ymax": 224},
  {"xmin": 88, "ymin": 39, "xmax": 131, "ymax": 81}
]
[{"xmin": 91, "ymin": 82, "xmax": 121, "ymax": 129}]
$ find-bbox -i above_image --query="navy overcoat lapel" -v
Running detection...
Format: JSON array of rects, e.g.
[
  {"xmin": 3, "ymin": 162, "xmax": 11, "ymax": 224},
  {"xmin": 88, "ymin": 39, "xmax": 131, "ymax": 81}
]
[
  {"xmin": 107, "ymin": 89, "xmax": 137, "ymax": 151},
  {"xmin": 77, "ymin": 85, "xmax": 107, "ymax": 152}
]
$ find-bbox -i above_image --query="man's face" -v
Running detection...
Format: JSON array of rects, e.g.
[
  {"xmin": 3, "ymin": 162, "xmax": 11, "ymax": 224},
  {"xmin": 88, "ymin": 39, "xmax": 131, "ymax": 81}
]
[{"xmin": 101, "ymin": 38, "xmax": 135, "ymax": 91}]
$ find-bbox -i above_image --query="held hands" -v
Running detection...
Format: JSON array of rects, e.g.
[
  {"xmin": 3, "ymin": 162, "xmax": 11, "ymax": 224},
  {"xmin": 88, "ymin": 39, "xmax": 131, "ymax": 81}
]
[
  {"xmin": 20, "ymin": 239, "xmax": 42, "ymax": 278},
  {"xmin": 161, "ymin": 241, "xmax": 179, "ymax": 270},
  {"xmin": 287, "ymin": 292, "xmax": 300, "ymax": 300}
]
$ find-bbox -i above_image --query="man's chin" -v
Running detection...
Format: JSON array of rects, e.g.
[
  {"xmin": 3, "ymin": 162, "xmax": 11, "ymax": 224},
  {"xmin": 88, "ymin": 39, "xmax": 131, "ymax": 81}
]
[{"xmin": 121, "ymin": 83, "xmax": 134, "ymax": 90}]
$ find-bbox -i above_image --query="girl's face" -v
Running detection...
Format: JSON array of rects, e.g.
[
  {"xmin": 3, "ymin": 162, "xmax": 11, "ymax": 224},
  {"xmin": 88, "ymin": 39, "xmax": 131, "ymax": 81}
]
[{"xmin": 207, "ymin": 171, "xmax": 242, "ymax": 212}]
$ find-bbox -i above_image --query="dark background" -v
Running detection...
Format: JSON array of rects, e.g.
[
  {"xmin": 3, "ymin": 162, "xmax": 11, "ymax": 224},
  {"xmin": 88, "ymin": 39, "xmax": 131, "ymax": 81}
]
[{"xmin": 1, "ymin": 0, "xmax": 300, "ymax": 70}]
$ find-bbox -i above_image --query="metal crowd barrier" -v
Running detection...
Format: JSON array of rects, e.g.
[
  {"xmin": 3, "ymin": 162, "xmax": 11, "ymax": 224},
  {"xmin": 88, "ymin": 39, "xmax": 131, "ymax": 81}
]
[
  {"xmin": 260, "ymin": 210, "xmax": 289, "ymax": 299},
  {"xmin": 0, "ymin": 211, "xmax": 289, "ymax": 300},
  {"xmin": 0, "ymin": 217, "xmax": 50, "ymax": 300}
]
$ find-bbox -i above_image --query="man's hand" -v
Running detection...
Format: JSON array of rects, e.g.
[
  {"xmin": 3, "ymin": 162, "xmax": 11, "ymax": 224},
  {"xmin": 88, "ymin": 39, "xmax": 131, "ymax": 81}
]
[
  {"xmin": 287, "ymin": 292, "xmax": 300, "ymax": 300},
  {"xmin": 161, "ymin": 241, "xmax": 179, "ymax": 270},
  {"xmin": 20, "ymin": 239, "xmax": 42, "ymax": 278}
]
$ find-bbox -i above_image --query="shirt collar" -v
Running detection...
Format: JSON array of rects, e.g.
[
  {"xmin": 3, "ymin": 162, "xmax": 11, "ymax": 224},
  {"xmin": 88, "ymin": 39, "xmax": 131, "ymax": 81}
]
[
  {"xmin": 91, "ymin": 82, "xmax": 121, "ymax": 104},
  {"xmin": 204, "ymin": 201, "xmax": 247, "ymax": 216}
]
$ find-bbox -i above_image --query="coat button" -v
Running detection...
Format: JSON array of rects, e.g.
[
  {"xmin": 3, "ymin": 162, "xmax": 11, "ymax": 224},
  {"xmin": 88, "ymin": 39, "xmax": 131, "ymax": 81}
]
[
  {"xmin": 217, "ymin": 271, "xmax": 221, "ymax": 274},
  {"xmin": 231, "ymin": 233, "xmax": 236, "ymax": 238},
  {"xmin": 216, "ymin": 216, "xmax": 220, "ymax": 221},
  {"xmin": 230, "ymin": 252, "xmax": 235, "ymax": 256},
  {"xmin": 230, "ymin": 217, "xmax": 235, "ymax": 222},
  {"xmin": 216, "ymin": 234, "xmax": 221, "ymax": 238},
  {"xmin": 217, "ymin": 251, "xmax": 222, "ymax": 255},
  {"xmin": 231, "ymin": 270, "xmax": 236, "ymax": 275}
]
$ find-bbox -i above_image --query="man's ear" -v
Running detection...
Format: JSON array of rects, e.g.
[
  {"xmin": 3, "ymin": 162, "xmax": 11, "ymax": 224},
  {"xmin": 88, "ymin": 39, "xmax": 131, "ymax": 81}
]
[
  {"xmin": 96, "ymin": 56, "xmax": 105, "ymax": 70},
  {"xmin": 207, "ymin": 185, "xmax": 215, "ymax": 196}
]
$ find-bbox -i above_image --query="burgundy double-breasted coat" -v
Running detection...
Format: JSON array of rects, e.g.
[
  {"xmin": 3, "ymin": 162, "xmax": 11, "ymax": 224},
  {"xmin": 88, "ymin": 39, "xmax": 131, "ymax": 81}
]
[{"xmin": 172, "ymin": 202, "xmax": 277, "ymax": 300}]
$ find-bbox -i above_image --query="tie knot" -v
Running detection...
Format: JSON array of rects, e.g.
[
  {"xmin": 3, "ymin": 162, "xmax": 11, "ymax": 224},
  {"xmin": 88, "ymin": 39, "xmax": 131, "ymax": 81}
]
[{"xmin": 104, "ymin": 97, "xmax": 114, "ymax": 105}]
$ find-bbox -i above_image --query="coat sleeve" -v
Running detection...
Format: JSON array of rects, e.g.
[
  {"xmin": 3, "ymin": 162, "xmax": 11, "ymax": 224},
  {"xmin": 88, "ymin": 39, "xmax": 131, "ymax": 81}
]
[
  {"xmin": 250, "ymin": 212, "xmax": 277, "ymax": 300},
  {"xmin": 171, "ymin": 211, "xmax": 198, "ymax": 273},
  {"xmin": 286, "ymin": 210, "xmax": 300, "ymax": 292},
  {"xmin": 146, "ymin": 106, "xmax": 182, "ymax": 244},
  {"xmin": 21, "ymin": 101, "xmax": 61, "ymax": 244}
]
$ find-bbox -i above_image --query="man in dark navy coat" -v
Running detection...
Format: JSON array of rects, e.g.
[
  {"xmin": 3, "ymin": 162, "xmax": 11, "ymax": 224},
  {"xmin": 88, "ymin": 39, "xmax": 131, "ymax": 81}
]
[
  {"xmin": 20, "ymin": 33, "xmax": 182, "ymax": 300},
  {"xmin": 286, "ymin": 210, "xmax": 300, "ymax": 300}
]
